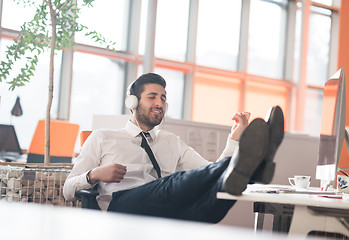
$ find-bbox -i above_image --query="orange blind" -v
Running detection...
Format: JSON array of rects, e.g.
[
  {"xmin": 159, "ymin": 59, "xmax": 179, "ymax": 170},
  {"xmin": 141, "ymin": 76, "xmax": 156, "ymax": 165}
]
[
  {"xmin": 245, "ymin": 81, "xmax": 288, "ymax": 124},
  {"xmin": 192, "ymin": 71, "xmax": 241, "ymax": 126}
]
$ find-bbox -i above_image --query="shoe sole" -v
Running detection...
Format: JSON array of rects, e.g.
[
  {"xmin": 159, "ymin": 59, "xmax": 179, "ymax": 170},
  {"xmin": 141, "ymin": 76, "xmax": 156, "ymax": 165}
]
[
  {"xmin": 253, "ymin": 106, "xmax": 285, "ymax": 184},
  {"xmin": 223, "ymin": 118, "xmax": 269, "ymax": 195}
]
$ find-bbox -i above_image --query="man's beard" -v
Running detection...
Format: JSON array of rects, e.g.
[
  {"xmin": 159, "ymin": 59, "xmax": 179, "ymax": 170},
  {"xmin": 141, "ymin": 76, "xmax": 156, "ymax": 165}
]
[{"xmin": 135, "ymin": 105, "xmax": 163, "ymax": 129}]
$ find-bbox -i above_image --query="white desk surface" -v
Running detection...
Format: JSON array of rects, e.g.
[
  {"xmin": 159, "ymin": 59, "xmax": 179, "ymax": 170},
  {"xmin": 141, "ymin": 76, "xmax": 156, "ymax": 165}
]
[
  {"xmin": 0, "ymin": 201, "xmax": 302, "ymax": 240},
  {"xmin": 217, "ymin": 184, "xmax": 349, "ymax": 210}
]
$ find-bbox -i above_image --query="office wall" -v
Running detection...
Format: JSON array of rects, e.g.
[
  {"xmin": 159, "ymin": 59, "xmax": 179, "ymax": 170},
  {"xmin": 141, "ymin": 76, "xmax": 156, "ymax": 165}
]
[
  {"xmin": 338, "ymin": 0, "xmax": 349, "ymax": 124},
  {"xmin": 338, "ymin": 0, "xmax": 349, "ymax": 168}
]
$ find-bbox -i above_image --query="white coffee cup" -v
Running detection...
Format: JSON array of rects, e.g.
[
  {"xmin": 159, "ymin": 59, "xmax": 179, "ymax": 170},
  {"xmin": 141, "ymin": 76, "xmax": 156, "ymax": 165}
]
[{"xmin": 288, "ymin": 175, "xmax": 311, "ymax": 189}]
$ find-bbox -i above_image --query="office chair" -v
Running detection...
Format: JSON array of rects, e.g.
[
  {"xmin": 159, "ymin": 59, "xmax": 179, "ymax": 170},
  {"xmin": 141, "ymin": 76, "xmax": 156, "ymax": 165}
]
[
  {"xmin": 75, "ymin": 130, "xmax": 101, "ymax": 210},
  {"xmin": 75, "ymin": 184, "xmax": 100, "ymax": 209},
  {"xmin": 27, "ymin": 120, "xmax": 79, "ymax": 164},
  {"xmin": 79, "ymin": 130, "xmax": 92, "ymax": 147}
]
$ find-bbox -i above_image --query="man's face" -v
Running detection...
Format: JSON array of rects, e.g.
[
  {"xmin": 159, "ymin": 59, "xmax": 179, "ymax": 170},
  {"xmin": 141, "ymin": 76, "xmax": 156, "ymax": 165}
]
[{"xmin": 135, "ymin": 83, "xmax": 167, "ymax": 130}]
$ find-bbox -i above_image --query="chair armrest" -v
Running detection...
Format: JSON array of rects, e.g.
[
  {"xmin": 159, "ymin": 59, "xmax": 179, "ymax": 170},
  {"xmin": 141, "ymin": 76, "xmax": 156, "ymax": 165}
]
[
  {"xmin": 75, "ymin": 186, "xmax": 100, "ymax": 210},
  {"xmin": 75, "ymin": 188, "xmax": 99, "ymax": 198}
]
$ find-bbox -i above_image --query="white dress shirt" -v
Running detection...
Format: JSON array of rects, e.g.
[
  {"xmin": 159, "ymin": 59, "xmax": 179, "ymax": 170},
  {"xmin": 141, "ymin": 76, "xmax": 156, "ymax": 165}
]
[{"xmin": 63, "ymin": 120, "xmax": 238, "ymax": 210}]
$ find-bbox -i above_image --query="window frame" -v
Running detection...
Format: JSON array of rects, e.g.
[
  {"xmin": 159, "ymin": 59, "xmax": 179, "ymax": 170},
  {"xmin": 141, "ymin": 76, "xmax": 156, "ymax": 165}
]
[{"xmin": 0, "ymin": 0, "xmax": 342, "ymax": 148}]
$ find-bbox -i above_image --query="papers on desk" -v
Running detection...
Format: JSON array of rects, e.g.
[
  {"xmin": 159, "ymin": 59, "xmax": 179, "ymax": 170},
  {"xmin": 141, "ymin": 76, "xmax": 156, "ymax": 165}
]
[{"xmin": 248, "ymin": 184, "xmax": 338, "ymax": 195}]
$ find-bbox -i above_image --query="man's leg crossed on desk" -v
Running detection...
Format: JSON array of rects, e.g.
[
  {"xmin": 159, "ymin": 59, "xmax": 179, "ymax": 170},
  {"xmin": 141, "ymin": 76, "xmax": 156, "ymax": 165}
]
[{"xmin": 108, "ymin": 110, "xmax": 285, "ymax": 223}]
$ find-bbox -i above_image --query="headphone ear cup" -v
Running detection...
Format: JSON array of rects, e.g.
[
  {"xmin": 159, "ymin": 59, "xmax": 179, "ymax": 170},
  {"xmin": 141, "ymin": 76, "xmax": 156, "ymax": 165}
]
[{"xmin": 125, "ymin": 95, "xmax": 138, "ymax": 110}]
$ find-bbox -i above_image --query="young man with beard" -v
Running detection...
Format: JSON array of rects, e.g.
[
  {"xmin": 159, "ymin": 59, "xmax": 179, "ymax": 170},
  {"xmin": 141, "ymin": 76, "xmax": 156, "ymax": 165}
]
[{"xmin": 63, "ymin": 73, "xmax": 284, "ymax": 223}]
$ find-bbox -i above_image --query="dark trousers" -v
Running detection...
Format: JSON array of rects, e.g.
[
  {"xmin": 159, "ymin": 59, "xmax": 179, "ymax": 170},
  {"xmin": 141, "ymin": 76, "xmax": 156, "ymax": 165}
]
[{"xmin": 107, "ymin": 157, "xmax": 236, "ymax": 223}]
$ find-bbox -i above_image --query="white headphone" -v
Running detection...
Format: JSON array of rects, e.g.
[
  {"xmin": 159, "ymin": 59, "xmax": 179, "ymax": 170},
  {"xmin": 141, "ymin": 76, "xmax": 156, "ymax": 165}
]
[
  {"xmin": 125, "ymin": 93, "xmax": 139, "ymax": 110},
  {"xmin": 124, "ymin": 82, "xmax": 168, "ymax": 113},
  {"xmin": 125, "ymin": 81, "xmax": 139, "ymax": 110}
]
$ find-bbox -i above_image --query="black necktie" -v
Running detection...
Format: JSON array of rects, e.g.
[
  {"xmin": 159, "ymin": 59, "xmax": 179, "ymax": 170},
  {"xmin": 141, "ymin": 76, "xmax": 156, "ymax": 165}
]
[{"xmin": 140, "ymin": 132, "xmax": 162, "ymax": 178}]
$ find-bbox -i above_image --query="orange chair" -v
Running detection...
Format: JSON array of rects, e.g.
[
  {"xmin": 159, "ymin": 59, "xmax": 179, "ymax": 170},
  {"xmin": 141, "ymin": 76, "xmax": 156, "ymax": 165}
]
[
  {"xmin": 27, "ymin": 120, "xmax": 79, "ymax": 164},
  {"xmin": 80, "ymin": 130, "xmax": 92, "ymax": 147}
]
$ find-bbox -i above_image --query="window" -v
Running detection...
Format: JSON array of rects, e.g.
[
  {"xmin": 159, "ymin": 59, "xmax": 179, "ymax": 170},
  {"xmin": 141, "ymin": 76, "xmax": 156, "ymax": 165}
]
[
  {"xmin": 293, "ymin": 8, "xmax": 302, "ymax": 84},
  {"xmin": 196, "ymin": 0, "xmax": 242, "ymax": 70},
  {"xmin": 192, "ymin": 72, "xmax": 242, "ymax": 126},
  {"xmin": 0, "ymin": 0, "xmax": 341, "ymax": 149},
  {"xmin": 306, "ymin": 6, "xmax": 332, "ymax": 87},
  {"xmin": 304, "ymin": 89, "xmax": 323, "ymax": 135},
  {"xmin": 70, "ymin": 52, "xmax": 125, "ymax": 132},
  {"xmin": 247, "ymin": 0, "xmax": 288, "ymax": 79},
  {"xmin": 75, "ymin": 0, "xmax": 129, "ymax": 51},
  {"xmin": 312, "ymin": 0, "xmax": 333, "ymax": 5},
  {"xmin": 302, "ymin": 6, "xmax": 332, "ymax": 134},
  {"xmin": 153, "ymin": 67, "xmax": 185, "ymax": 119},
  {"xmin": 154, "ymin": 0, "xmax": 190, "ymax": 62},
  {"xmin": 139, "ymin": 0, "xmax": 148, "ymax": 55},
  {"xmin": 244, "ymin": 80, "xmax": 288, "ymax": 122},
  {"xmin": 1, "ymin": 0, "xmax": 37, "ymax": 30},
  {"xmin": 0, "ymin": 38, "xmax": 61, "ymax": 148}
]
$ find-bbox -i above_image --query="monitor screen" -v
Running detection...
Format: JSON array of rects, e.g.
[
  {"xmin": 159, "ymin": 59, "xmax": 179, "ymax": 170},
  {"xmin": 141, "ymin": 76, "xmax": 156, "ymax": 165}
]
[
  {"xmin": 316, "ymin": 68, "xmax": 346, "ymax": 186},
  {"xmin": 0, "ymin": 124, "xmax": 21, "ymax": 154}
]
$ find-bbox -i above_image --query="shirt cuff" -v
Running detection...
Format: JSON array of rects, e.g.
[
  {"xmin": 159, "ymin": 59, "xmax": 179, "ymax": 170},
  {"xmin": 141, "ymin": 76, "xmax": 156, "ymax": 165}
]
[{"xmin": 218, "ymin": 136, "xmax": 238, "ymax": 160}]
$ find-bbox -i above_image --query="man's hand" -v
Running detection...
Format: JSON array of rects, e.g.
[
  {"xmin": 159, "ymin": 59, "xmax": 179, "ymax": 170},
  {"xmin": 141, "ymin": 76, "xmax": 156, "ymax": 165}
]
[
  {"xmin": 230, "ymin": 112, "xmax": 251, "ymax": 141},
  {"xmin": 88, "ymin": 163, "xmax": 127, "ymax": 184}
]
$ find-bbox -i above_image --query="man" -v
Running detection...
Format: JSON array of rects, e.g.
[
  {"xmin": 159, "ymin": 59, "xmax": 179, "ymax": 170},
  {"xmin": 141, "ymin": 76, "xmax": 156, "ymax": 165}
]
[{"xmin": 63, "ymin": 73, "xmax": 284, "ymax": 223}]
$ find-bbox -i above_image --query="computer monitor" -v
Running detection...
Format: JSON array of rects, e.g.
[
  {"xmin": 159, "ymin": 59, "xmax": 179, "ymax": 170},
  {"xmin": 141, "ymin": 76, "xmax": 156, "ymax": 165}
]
[
  {"xmin": 0, "ymin": 124, "xmax": 22, "ymax": 161},
  {"xmin": 316, "ymin": 68, "xmax": 346, "ymax": 189}
]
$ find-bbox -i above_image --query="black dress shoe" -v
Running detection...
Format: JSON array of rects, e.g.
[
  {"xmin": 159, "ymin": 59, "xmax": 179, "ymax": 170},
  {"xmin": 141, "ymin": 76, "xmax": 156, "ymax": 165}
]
[
  {"xmin": 252, "ymin": 106, "xmax": 285, "ymax": 184},
  {"xmin": 222, "ymin": 118, "xmax": 269, "ymax": 195}
]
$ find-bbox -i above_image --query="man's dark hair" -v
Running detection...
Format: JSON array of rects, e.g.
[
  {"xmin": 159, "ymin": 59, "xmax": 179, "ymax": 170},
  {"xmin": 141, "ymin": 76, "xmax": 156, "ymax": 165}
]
[{"xmin": 129, "ymin": 73, "xmax": 166, "ymax": 99}]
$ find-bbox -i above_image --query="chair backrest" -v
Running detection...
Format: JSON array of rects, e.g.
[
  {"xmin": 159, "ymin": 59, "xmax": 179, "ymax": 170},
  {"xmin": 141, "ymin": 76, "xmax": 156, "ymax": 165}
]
[
  {"xmin": 27, "ymin": 120, "xmax": 79, "ymax": 163},
  {"xmin": 80, "ymin": 131, "xmax": 92, "ymax": 147}
]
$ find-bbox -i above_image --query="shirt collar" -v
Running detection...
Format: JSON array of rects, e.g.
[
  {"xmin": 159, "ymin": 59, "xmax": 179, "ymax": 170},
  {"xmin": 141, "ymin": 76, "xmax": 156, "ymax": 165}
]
[{"xmin": 125, "ymin": 120, "xmax": 157, "ymax": 140}]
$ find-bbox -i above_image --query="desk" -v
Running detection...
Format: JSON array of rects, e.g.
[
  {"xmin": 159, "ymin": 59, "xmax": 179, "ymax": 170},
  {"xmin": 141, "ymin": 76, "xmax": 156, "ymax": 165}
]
[
  {"xmin": 0, "ymin": 201, "xmax": 299, "ymax": 240},
  {"xmin": 217, "ymin": 184, "xmax": 349, "ymax": 238}
]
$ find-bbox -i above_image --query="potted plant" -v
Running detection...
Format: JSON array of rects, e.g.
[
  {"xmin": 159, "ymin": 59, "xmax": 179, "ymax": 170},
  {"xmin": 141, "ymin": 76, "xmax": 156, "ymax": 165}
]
[{"xmin": 0, "ymin": 0, "xmax": 115, "ymax": 165}]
